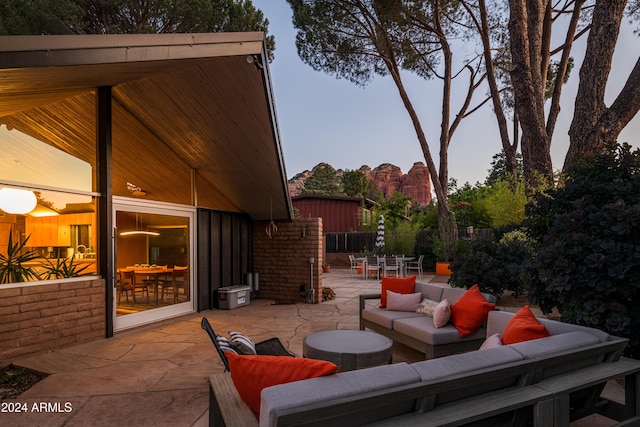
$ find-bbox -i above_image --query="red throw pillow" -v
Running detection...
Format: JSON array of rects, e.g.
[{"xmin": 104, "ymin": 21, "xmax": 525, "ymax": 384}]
[
  {"xmin": 502, "ymin": 305, "xmax": 550, "ymax": 345},
  {"xmin": 450, "ymin": 285, "xmax": 496, "ymax": 337},
  {"xmin": 380, "ymin": 276, "xmax": 417, "ymax": 308},
  {"xmin": 227, "ymin": 353, "xmax": 337, "ymax": 418}
]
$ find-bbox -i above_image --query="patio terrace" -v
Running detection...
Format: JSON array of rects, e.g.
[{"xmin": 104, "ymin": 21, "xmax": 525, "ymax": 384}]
[{"xmin": 1, "ymin": 269, "xmax": 622, "ymax": 426}]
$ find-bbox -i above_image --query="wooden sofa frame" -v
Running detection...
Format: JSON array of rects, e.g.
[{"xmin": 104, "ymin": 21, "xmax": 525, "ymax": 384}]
[
  {"xmin": 359, "ymin": 293, "xmax": 484, "ymax": 359},
  {"xmin": 209, "ymin": 337, "xmax": 640, "ymax": 426}
]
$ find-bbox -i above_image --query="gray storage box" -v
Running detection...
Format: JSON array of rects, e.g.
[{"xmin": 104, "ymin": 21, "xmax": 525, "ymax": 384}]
[{"xmin": 218, "ymin": 285, "xmax": 250, "ymax": 310}]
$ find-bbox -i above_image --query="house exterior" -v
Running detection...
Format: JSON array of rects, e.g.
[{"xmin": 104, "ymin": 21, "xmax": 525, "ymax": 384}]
[
  {"xmin": 292, "ymin": 195, "xmax": 375, "ymax": 233},
  {"xmin": 0, "ymin": 33, "xmax": 323, "ymax": 361}
]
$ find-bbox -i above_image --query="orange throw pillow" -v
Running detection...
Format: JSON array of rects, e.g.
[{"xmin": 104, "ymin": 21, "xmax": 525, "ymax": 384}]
[
  {"xmin": 380, "ymin": 276, "xmax": 417, "ymax": 308},
  {"xmin": 227, "ymin": 353, "xmax": 337, "ymax": 418},
  {"xmin": 502, "ymin": 305, "xmax": 550, "ymax": 345},
  {"xmin": 450, "ymin": 285, "xmax": 496, "ymax": 337}
]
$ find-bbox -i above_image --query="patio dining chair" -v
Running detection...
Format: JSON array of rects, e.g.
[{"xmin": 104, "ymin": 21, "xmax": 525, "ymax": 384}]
[
  {"xmin": 405, "ymin": 255, "xmax": 424, "ymax": 279},
  {"xmin": 383, "ymin": 256, "xmax": 401, "ymax": 277},
  {"xmin": 365, "ymin": 256, "xmax": 381, "ymax": 280},
  {"xmin": 200, "ymin": 317, "xmax": 294, "ymax": 372},
  {"xmin": 348, "ymin": 255, "xmax": 360, "ymax": 276}
]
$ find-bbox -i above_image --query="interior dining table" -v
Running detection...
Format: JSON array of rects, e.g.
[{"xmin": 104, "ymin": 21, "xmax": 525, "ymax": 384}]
[{"xmin": 132, "ymin": 267, "xmax": 173, "ymax": 305}]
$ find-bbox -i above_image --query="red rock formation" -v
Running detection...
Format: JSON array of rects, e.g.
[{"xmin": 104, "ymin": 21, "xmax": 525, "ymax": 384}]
[
  {"xmin": 368, "ymin": 163, "xmax": 403, "ymax": 198},
  {"xmin": 403, "ymin": 162, "xmax": 432, "ymax": 205},
  {"xmin": 288, "ymin": 162, "xmax": 432, "ymax": 206}
]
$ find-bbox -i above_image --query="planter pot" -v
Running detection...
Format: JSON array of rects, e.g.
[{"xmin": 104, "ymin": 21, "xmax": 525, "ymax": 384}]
[
  {"xmin": 322, "ymin": 266, "xmax": 331, "ymax": 273},
  {"xmin": 435, "ymin": 262, "xmax": 452, "ymax": 276}
]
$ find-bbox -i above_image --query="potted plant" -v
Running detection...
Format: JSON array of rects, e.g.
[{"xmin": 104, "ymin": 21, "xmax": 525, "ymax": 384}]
[
  {"xmin": 41, "ymin": 254, "xmax": 91, "ymax": 279},
  {"xmin": 0, "ymin": 230, "xmax": 41, "ymax": 284},
  {"xmin": 431, "ymin": 215, "xmax": 458, "ymax": 276},
  {"xmin": 322, "ymin": 263, "xmax": 331, "ymax": 273}
]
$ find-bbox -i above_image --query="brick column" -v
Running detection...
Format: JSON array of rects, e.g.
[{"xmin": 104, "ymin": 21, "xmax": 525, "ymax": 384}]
[{"xmin": 253, "ymin": 218, "xmax": 323, "ymax": 303}]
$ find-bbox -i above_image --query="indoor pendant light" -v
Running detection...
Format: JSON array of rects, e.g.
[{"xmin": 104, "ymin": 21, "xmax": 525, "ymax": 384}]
[
  {"xmin": 0, "ymin": 187, "xmax": 37, "ymax": 215},
  {"xmin": 119, "ymin": 213, "xmax": 160, "ymax": 236}
]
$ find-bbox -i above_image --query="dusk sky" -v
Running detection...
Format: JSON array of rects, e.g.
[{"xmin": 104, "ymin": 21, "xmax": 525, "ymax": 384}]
[{"xmin": 253, "ymin": 1, "xmax": 640, "ymax": 187}]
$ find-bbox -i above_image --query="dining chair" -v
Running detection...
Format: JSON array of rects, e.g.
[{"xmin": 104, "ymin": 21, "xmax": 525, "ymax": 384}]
[
  {"xmin": 405, "ymin": 255, "xmax": 424, "ymax": 279},
  {"xmin": 122, "ymin": 268, "xmax": 149, "ymax": 304},
  {"xmin": 137, "ymin": 266, "xmax": 168, "ymax": 304},
  {"xmin": 116, "ymin": 269, "xmax": 134, "ymax": 303},
  {"xmin": 365, "ymin": 256, "xmax": 381, "ymax": 280},
  {"xmin": 348, "ymin": 255, "xmax": 359, "ymax": 276},
  {"xmin": 171, "ymin": 266, "xmax": 189, "ymax": 302},
  {"xmin": 383, "ymin": 256, "xmax": 401, "ymax": 277}
]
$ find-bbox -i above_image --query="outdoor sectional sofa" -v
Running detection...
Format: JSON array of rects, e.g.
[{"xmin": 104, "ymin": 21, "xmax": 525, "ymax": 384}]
[
  {"xmin": 209, "ymin": 296, "xmax": 640, "ymax": 426},
  {"xmin": 359, "ymin": 281, "xmax": 497, "ymax": 359}
]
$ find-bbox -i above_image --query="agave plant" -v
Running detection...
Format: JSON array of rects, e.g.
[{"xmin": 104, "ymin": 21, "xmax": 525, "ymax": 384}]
[
  {"xmin": 41, "ymin": 255, "xmax": 91, "ymax": 279},
  {"xmin": 0, "ymin": 230, "xmax": 41, "ymax": 284}
]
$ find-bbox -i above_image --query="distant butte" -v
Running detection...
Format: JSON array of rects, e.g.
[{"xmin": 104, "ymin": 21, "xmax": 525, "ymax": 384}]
[{"xmin": 288, "ymin": 162, "xmax": 432, "ymax": 206}]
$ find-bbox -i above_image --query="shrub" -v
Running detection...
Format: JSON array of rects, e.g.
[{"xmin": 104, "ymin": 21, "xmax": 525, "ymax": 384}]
[
  {"xmin": 449, "ymin": 227, "xmax": 534, "ymax": 299},
  {"xmin": 525, "ymin": 143, "xmax": 640, "ymax": 358}
]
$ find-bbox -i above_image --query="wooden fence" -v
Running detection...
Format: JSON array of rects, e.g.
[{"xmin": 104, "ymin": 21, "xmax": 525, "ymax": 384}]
[{"xmin": 325, "ymin": 229, "xmax": 494, "ymax": 254}]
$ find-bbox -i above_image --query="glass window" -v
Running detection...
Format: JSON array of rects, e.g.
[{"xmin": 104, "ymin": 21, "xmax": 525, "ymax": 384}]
[
  {"xmin": 115, "ymin": 211, "xmax": 190, "ymax": 317},
  {"xmin": 0, "ymin": 102, "xmax": 97, "ymax": 284},
  {"xmin": 0, "ymin": 190, "xmax": 97, "ymax": 283}
]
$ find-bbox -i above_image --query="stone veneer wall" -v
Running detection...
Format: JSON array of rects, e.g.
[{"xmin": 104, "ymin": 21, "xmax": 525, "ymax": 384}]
[
  {"xmin": 253, "ymin": 218, "xmax": 323, "ymax": 304},
  {"xmin": 0, "ymin": 279, "xmax": 106, "ymax": 361}
]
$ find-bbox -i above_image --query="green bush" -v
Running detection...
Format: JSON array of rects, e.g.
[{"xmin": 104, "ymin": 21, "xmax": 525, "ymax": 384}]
[
  {"xmin": 525, "ymin": 143, "xmax": 640, "ymax": 358},
  {"xmin": 449, "ymin": 227, "xmax": 534, "ymax": 299}
]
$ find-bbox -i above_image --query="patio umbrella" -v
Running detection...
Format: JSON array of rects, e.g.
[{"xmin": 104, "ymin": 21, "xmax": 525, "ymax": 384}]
[{"xmin": 375, "ymin": 214, "xmax": 385, "ymax": 251}]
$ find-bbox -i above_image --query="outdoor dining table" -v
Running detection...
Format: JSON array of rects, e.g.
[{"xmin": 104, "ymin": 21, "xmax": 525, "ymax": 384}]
[{"xmin": 396, "ymin": 256, "xmax": 415, "ymax": 277}]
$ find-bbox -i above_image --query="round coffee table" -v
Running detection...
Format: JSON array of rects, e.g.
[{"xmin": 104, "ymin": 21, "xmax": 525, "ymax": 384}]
[{"xmin": 303, "ymin": 330, "xmax": 393, "ymax": 371}]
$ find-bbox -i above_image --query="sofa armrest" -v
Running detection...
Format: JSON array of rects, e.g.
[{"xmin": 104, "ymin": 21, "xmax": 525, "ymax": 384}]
[
  {"xmin": 360, "ymin": 293, "xmax": 382, "ymax": 330},
  {"xmin": 209, "ymin": 373, "xmax": 258, "ymax": 427},
  {"xmin": 359, "ymin": 293, "xmax": 382, "ymax": 311}
]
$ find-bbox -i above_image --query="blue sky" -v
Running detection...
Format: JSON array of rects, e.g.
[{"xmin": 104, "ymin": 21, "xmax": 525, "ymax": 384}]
[{"xmin": 253, "ymin": 1, "xmax": 640, "ymax": 186}]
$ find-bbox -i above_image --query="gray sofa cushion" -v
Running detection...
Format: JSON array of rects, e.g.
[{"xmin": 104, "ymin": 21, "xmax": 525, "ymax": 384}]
[
  {"xmin": 409, "ymin": 345, "xmax": 524, "ymax": 381},
  {"xmin": 259, "ymin": 362, "xmax": 421, "ymax": 427},
  {"xmin": 409, "ymin": 346, "xmax": 525, "ymax": 405},
  {"xmin": 392, "ymin": 316, "xmax": 486, "ymax": 345},
  {"xmin": 362, "ymin": 307, "xmax": 423, "ymax": 329},
  {"xmin": 487, "ymin": 311, "xmax": 610, "ymax": 343},
  {"xmin": 441, "ymin": 287, "xmax": 467, "ymax": 304},
  {"xmin": 508, "ymin": 331, "xmax": 600, "ymax": 359},
  {"xmin": 414, "ymin": 282, "xmax": 444, "ymax": 302}
]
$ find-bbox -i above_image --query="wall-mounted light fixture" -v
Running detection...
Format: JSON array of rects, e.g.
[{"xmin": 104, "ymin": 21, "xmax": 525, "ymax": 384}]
[
  {"xmin": 0, "ymin": 187, "xmax": 37, "ymax": 215},
  {"xmin": 245, "ymin": 54, "xmax": 264, "ymax": 70},
  {"xmin": 126, "ymin": 182, "xmax": 147, "ymax": 197}
]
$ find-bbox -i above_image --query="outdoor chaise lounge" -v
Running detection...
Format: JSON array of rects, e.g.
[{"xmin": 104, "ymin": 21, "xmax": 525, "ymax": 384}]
[{"xmin": 201, "ymin": 317, "xmax": 294, "ymax": 372}]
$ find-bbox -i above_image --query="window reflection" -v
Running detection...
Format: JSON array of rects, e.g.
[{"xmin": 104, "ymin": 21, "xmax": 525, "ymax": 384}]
[
  {"xmin": 0, "ymin": 192, "xmax": 97, "ymax": 282},
  {"xmin": 0, "ymin": 109, "xmax": 98, "ymax": 283}
]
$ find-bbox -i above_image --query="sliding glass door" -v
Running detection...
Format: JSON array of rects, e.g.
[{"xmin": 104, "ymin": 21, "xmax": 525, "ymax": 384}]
[{"xmin": 113, "ymin": 198, "xmax": 195, "ymax": 331}]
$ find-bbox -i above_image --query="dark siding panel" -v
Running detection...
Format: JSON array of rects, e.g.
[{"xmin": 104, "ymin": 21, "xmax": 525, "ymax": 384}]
[
  {"xmin": 197, "ymin": 208, "xmax": 253, "ymax": 310},
  {"xmin": 210, "ymin": 212, "xmax": 222, "ymax": 295},
  {"xmin": 197, "ymin": 210, "xmax": 212, "ymax": 311}
]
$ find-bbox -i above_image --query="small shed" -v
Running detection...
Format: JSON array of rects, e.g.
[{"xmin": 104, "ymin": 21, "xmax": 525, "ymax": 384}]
[{"xmin": 292, "ymin": 195, "xmax": 375, "ymax": 233}]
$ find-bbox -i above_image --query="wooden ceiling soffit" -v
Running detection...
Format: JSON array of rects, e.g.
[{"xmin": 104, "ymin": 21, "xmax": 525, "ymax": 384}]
[{"xmin": 2, "ymin": 92, "xmax": 96, "ymax": 168}]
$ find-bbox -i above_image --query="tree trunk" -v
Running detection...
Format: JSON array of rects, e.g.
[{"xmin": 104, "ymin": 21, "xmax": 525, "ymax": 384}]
[
  {"xmin": 508, "ymin": 0, "xmax": 554, "ymax": 184},
  {"xmin": 564, "ymin": 0, "xmax": 634, "ymax": 169},
  {"xmin": 475, "ymin": 0, "xmax": 519, "ymax": 177}
]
